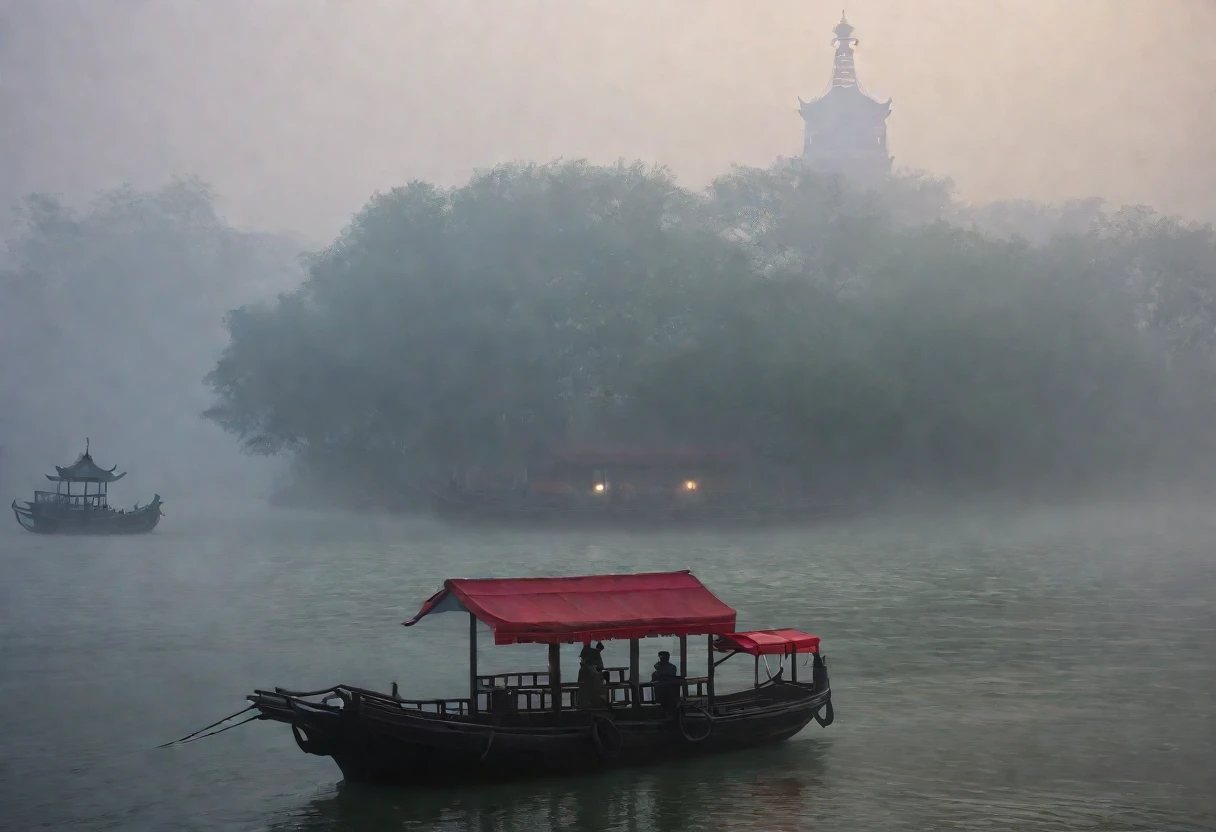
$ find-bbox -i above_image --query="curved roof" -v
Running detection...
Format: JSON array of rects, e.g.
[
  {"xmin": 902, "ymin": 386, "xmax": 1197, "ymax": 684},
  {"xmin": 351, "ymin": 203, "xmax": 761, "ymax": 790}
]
[
  {"xmin": 46, "ymin": 447, "xmax": 126, "ymax": 483},
  {"xmin": 403, "ymin": 570, "xmax": 737, "ymax": 645},
  {"xmin": 799, "ymin": 85, "xmax": 891, "ymax": 124}
]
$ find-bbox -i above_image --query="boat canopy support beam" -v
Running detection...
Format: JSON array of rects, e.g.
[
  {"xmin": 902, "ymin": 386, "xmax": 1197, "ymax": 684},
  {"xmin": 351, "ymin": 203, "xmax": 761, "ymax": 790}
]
[
  {"xmin": 678, "ymin": 635, "xmax": 687, "ymax": 686},
  {"xmin": 629, "ymin": 638, "xmax": 640, "ymax": 712},
  {"xmin": 469, "ymin": 613, "xmax": 478, "ymax": 717},
  {"xmin": 548, "ymin": 643, "xmax": 561, "ymax": 714}
]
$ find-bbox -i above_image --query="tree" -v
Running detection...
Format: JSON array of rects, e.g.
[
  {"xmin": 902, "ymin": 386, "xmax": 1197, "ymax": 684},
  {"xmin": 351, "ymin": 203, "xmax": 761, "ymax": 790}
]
[
  {"xmin": 204, "ymin": 159, "xmax": 1216, "ymax": 503},
  {"xmin": 0, "ymin": 178, "xmax": 301, "ymax": 498}
]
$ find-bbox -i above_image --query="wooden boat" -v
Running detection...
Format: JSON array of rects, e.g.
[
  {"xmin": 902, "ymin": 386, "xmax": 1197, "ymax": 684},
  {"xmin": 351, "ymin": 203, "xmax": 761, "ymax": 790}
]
[
  {"xmin": 11, "ymin": 441, "xmax": 163, "ymax": 534},
  {"xmin": 245, "ymin": 571, "xmax": 834, "ymax": 785}
]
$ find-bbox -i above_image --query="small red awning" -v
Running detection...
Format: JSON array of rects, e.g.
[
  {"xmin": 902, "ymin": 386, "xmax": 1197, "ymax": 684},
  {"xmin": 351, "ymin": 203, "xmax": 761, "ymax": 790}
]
[
  {"xmin": 715, "ymin": 629, "xmax": 820, "ymax": 656},
  {"xmin": 403, "ymin": 570, "xmax": 737, "ymax": 645}
]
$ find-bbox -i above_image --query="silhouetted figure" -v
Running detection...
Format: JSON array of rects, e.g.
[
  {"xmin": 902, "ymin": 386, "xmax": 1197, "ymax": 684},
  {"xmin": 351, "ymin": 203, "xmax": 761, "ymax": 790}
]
[
  {"xmin": 580, "ymin": 641, "xmax": 605, "ymax": 674},
  {"xmin": 651, "ymin": 650, "xmax": 680, "ymax": 712},
  {"xmin": 811, "ymin": 652, "xmax": 827, "ymax": 692},
  {"xmin": 578, "ymin": 657, "xmax": 608, "ymax": 710}
]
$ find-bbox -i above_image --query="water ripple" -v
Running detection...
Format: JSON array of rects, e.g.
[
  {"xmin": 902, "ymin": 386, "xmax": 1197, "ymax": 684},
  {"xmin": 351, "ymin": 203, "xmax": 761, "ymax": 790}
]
[{"xmin": 1, "ymin": 501, "xmax": 1213, "ymax": 830}]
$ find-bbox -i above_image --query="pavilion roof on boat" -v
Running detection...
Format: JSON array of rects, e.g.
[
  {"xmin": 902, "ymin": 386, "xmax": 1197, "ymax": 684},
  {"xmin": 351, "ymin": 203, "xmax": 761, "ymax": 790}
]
[
  {"xmin": 45, "ymin": 440, "xmax": 126, "ymax": 483},
  {"xmin": 715, "ymin": 629, "xmax": 821, "ymax": 657},
  {"xmin": 403, "ymin": 570, "xmax": 737, "ymax": 645}
]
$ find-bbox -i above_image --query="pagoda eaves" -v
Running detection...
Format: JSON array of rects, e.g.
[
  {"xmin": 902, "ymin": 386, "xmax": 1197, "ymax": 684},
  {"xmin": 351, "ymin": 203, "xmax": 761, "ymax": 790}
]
[{"xmin": 45, "ymin": 441, "xmax": 127, "ymax": 483}]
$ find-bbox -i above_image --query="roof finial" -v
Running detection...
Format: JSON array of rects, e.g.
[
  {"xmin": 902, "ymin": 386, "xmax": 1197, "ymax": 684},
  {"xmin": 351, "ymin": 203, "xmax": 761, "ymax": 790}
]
[
  {"xmin": 830, "ymin": 12, "xmax": 859, "ymax": 87},
  {"xmin": 86, "ymin": 437, "xmax": 90, "ymax": 455}
]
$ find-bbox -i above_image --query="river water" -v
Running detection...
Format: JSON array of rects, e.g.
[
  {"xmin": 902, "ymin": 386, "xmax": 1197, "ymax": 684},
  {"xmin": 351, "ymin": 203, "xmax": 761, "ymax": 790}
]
[{"xmin": 1, "ymin": 501, "xmax": 1213, "ymax": 831}]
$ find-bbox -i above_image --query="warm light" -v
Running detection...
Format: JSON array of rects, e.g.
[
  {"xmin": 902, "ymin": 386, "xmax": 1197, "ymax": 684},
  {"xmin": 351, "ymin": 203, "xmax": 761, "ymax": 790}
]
[
  {"xmin": 684, "ymin": 480, "xmax": 698, "ymax": 491},
  {"xmin": 593, "ymin": 483, "xmax": 606, "ymax": 493}
]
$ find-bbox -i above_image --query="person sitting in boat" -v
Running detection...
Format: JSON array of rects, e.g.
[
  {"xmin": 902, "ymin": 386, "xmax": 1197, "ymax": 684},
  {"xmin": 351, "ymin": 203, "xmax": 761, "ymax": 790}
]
[
  {"xmin": 651, "ymin": 651, "xmax": 681, "ymax": 710},
  {"xmin": 577, "ymin": 655, "xmax": 609, "ymax": 710}
]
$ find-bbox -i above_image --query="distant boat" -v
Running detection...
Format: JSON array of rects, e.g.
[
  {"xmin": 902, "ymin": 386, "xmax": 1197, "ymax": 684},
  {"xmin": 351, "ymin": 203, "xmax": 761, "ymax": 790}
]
[{"xmin": 10, "ymin": 440, "xmax": 163, "ymax": 534}]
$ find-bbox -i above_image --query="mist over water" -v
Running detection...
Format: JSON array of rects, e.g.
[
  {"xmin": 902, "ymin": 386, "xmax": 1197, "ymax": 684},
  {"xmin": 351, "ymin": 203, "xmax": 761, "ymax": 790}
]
[
  {"xmin": 2, "ymin": 1, "xmax": 1215, "ymax": 830},
  {"xmin": 1, "ymin": 503, "xmax": 1213, "ymax": 830}
]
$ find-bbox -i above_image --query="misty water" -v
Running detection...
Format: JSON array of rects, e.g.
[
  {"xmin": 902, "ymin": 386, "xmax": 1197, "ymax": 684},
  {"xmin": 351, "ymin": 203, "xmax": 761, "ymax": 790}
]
[{"xmin": 1, "ymin": 502, "xmax": 1212, "ymax": 831}]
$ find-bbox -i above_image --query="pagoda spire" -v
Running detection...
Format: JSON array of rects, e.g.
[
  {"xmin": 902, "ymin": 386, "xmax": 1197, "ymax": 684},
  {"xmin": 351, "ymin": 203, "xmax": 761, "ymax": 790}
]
[
  {"xmin": 830, "ymin": 11, "xmax": 859, "ymax": 90},
  {"xmin": 796, "ymin": 10, "xmax": 893, "ymax": 183}
]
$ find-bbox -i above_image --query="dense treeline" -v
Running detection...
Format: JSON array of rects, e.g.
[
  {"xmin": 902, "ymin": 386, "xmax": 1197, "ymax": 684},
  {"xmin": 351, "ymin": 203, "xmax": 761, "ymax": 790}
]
[
  {"xmin": 203, "ymin": 159, "xmax": 1216, "ymax": 503},
  {"xmin": 0, "ymin": 178, "xmax": 301, "ymax": 498}
]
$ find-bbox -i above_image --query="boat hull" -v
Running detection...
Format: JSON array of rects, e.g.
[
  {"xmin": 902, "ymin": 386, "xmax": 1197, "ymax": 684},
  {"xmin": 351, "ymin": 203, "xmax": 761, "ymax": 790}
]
[
  {"xmin": 250, "ymin": 683, "xmax": 832, "ymax": 786},
  {"xmin": 12, "ymin": 498, "xmax": 162, "ymax": 534}
]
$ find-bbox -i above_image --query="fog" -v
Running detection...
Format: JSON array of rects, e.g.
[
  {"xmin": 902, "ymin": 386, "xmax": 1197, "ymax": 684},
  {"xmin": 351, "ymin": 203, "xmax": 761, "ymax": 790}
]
[
  {"xmin": 0, "ymin": 179, "xmax": 302, "ymax": 503},
  {"xmin": 2, "ymin": 0, "xmax": 1216, "ymax": 510},
  {"xmin": 3, "ymin": 0, "xmax": 1215, "ymax": 240},
  {"xmin": 6, "ymin": 8, "xmax": 1216, "ymax": 827}
]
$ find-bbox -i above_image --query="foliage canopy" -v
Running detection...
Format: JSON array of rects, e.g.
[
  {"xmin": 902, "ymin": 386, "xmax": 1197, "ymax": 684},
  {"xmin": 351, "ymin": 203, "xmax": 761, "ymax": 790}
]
[{"xmin": 202, "ymin": 160, "xmax": 1216, "ymax": 499}]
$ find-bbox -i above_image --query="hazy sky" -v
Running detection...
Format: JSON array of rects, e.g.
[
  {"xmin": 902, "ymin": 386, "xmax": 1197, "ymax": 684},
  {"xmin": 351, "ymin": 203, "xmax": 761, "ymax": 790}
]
[{"xmin": 3, "ymin": 0, "xmax": 1214, "ymax": 240}]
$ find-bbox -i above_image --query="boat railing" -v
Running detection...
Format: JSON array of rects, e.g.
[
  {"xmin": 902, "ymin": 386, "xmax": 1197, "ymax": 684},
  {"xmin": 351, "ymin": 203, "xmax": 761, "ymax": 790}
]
[
  {"xmin": 477, "ymin": 666, "xmax": 630, "ymax": 691},
  {"xmin": 599, "ymin": 676, "xmax": 711, "ymax": 704},
  {"xmin": 478, "ymin": 671, "xmax": 548, "ymax": 689},
  {"xmin": 32, "ymin": 491, "xmax": 107, "ymax": 509},
  {"xmin": 391, "ymin": 697, "xmax": 472, "ymax": 717},
  {"xmin": 334, "ymin": 686, "xmax": 474, "ymax": 718},
  {"xmin": 271, "ymin": 671, "xmax": 726, "ymax": 722},
  {"xmin": 470, "ymin": 671, "xmax": 713, "ymax": 713},
  {"xmin": 679, "ymin": 676, "xmax": 710, "ymax": 701},
  {"xmin": 639, "ymin": 676, "xmax": 710, "ymax": 703},
  {"xmin": 485, "ymin": 686, "xmax": 575, "ymax": 713},
  {"xmin": 309, "ymin": 671, "xmax": 717, "ymax": 720}
]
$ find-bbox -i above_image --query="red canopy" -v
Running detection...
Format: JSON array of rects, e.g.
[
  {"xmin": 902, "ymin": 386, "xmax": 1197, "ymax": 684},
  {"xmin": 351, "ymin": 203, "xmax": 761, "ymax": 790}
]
[
  {"xmin": 715, "ymin": 629, "xmax": 820, "ymax": 656},
  {"xmin": 403, "ymin": 570, "xmax": 737, "ymax": 645}
]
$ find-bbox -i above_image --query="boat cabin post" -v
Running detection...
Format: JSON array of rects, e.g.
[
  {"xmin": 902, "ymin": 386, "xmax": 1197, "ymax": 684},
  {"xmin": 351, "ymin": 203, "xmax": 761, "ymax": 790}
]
[
  {"xmin": 548, "ymin": 643, "xmax": 561, "ymax": 714},
  {"xmin": 790, "ymin": 646, "xmax": 797, "ymax": 682},
  {"xmin": 629, "ymin": 638, "xmax": 641, "ymax": 713},
  {"xmin": 678, "ymin": 635, "xmax": 687, "ymax": 686},
  {"xmin": 706, "ymin": 635, "xmax": 716, "ymax": 706},
  {"xmin": 468, "ymin": 613, "xmax": 478, "ymax": 716}
]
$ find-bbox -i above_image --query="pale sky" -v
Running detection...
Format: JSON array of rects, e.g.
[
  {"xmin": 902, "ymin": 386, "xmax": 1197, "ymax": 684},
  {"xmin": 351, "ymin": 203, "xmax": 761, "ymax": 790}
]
[{"xmin": 3, "ymin": 0, "xmax": 1214, "ymax": 241}]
